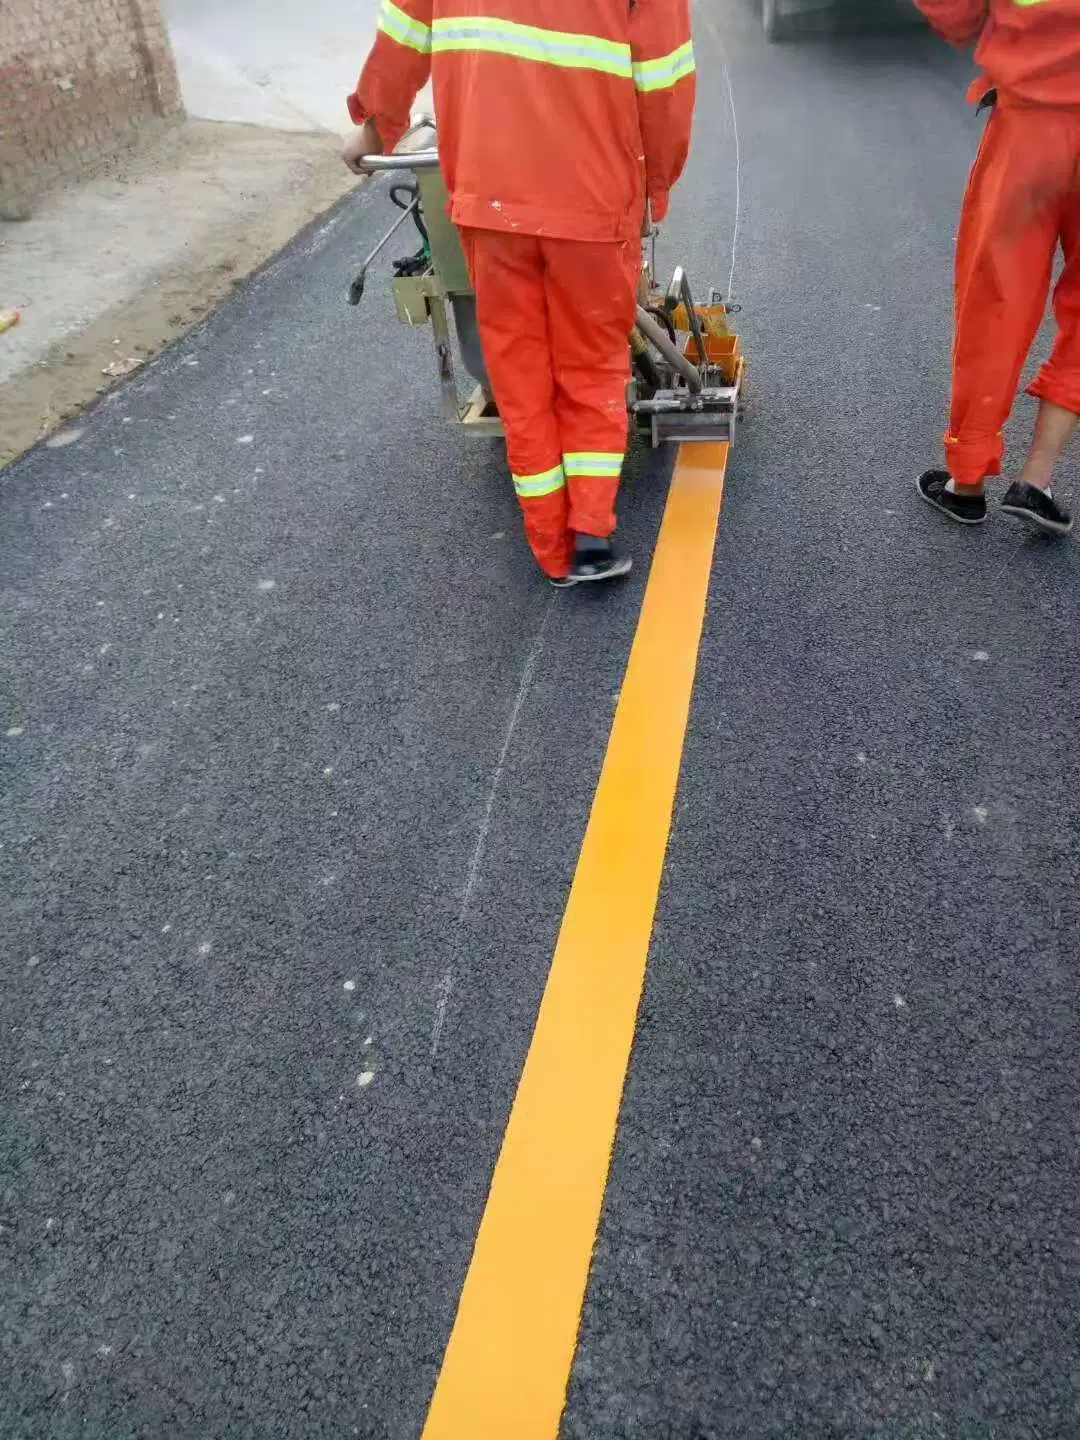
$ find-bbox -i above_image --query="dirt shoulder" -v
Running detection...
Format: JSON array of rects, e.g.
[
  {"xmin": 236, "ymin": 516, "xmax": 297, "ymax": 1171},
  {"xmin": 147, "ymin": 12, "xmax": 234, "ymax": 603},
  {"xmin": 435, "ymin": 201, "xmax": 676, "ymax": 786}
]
[{"xmin": 0, "ymin": 120, "xmax": 356, "ymax": 469}]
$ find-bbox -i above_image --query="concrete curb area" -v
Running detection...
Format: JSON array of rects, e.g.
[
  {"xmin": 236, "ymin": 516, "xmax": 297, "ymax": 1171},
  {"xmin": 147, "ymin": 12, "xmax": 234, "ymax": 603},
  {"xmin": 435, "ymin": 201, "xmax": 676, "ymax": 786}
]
[{"xmin": 0, "ymin": 119, "xmax": 357, "ymax": 469}]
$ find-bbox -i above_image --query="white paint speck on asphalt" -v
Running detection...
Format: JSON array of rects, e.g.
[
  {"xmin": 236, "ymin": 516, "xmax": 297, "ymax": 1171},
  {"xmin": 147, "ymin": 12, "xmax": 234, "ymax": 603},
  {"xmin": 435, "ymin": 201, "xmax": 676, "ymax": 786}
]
[
  {"xmin": 237, "ymin": 435, "xmax": 254, "ymax": 445},
  {"xmin": 6, "ymin": 726, "xmax": 25, "ymax": 738},
  {"xmin": 258, "ymin": 579, "xmax": 276, "ymax": 591},
  {"xmin": 974, "ymin": 805, "xmax": 989, "ymax": 824},
  {"xmin": 343, "ymin": 980, "xmax": 356, "ymax": 992},
  {"xmin": 357, "ymin": 1070, "xmax": 375, "ymax": 1089}
]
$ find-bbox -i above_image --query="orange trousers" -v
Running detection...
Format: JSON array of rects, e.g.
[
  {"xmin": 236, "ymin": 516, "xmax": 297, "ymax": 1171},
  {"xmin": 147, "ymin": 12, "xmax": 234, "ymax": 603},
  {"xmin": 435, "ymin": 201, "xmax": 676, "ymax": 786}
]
[
  {"xmin": 462, "ymin": 229, "xmax": 638, "ymax": 577},
  {"xmin": 948, "ymin": 105, "xmax": 1080, "ymax": 490}
]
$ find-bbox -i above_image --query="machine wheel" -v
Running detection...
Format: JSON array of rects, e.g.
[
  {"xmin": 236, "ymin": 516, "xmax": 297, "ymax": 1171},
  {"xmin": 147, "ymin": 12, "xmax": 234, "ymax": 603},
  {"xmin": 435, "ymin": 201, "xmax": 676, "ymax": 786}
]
[{"xmin": 762, "ymin": 0, "xmax": 795, "ymax": 41}]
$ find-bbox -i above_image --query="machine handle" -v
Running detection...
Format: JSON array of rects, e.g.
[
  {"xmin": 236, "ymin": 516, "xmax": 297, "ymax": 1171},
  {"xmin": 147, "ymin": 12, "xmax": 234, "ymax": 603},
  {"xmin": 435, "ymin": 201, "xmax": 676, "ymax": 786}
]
[{"xmin": 359, "ymin": 148, "xmax": 441, "ymax": 172}]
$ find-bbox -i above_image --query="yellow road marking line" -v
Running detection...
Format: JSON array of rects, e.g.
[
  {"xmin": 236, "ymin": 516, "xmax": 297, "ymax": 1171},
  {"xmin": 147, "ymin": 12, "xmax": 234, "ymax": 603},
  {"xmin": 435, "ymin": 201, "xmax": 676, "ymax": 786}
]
[{"xmin": 422, "ymin": 442, "xmax": 731, "ymax": 1440}]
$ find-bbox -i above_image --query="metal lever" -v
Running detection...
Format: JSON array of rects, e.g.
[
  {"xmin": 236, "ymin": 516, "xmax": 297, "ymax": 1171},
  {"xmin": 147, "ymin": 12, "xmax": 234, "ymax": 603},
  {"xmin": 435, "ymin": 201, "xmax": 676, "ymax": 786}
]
[
  {"xmin": 347, "ymin": 197, "xmax": 422, "ymax": 306},
  {"xmin": 665, "ymin": 266, "xmax": 708, "ymax": 371},
  {"xmin": 357, "ymin": 148, "xmax": 441, "ymax": 172}
]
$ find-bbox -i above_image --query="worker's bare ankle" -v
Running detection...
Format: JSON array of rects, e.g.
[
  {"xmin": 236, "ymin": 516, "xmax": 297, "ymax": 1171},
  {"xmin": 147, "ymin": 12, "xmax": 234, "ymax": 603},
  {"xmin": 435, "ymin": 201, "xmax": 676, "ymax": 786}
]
[{"xmin": 1019, "ymin": 472, "xmax": 1053, "ymax": 493}]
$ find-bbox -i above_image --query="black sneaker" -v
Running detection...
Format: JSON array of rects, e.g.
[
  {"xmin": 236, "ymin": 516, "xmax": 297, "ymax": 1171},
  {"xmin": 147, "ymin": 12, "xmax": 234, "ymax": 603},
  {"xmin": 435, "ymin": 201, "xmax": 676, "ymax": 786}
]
[
  {"xmin": 1000, "ymin": 480, "xmax": 1073, "ymax": 537},
  {"xmin": 916, "ymin": 469, "xmax": 987, "ymax": 525},
  {"xmin": 569, "ymin": 537, "xmax": 633, "ymax": 584}
]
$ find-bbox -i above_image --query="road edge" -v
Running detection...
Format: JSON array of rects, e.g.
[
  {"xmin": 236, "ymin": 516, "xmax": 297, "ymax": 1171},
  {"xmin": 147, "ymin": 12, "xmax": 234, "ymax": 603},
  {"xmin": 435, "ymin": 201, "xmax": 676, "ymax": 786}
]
[{"xmin": 0, "ymin": 145, "xmax": 357, "ymax": 472}]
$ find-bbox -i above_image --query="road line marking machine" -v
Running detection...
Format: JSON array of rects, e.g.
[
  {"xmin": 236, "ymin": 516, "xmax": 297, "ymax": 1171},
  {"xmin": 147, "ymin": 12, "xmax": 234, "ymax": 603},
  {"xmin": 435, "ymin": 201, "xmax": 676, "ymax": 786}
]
[{"xmin": 349, "ymin": 117, "xmax": 745, "ymax": 449}]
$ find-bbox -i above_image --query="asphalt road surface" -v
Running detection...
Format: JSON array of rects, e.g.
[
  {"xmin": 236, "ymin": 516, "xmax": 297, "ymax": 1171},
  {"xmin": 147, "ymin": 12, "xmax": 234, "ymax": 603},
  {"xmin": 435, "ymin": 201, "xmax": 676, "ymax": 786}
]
[{"xmin": 4, "ymin": 2, "xmax": 1080, "ymax": 1437}]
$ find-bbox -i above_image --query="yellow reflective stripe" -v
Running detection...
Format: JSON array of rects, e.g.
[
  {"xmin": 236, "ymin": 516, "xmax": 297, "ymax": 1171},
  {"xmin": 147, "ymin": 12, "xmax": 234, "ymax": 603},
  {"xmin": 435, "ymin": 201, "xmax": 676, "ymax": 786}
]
[
  {"xmin": 378, "ymin": 0, "xmax": 432, "ymax": 54},
  {"xmin": 513, "ymin": 465, "xmax": 566, "ymax": 499},
  {"xmin": 564, "ymin": 452, "xmax": 624, "ymax": 477},
  {"xmin": 431, "ymin": 17, "xmax": 632, "ymax": 78},
  {"xmin": 633, "ymin": 41, "xmax": 695, "ymax": 93}
]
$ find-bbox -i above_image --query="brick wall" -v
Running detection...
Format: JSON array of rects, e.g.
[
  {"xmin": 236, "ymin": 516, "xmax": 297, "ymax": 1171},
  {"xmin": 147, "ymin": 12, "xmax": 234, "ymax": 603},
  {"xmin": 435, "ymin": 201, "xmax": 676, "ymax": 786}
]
[{"xmin": 0, "ymin": 0, "xmax": 183, "ymax": 218}]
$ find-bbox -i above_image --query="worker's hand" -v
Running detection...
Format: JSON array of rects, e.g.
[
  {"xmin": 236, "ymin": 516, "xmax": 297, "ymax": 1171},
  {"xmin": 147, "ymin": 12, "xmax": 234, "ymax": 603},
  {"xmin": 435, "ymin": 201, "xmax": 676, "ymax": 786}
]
[{"xmin": 343, "ymin": 121, "xmax": 383, "ymax": 175}]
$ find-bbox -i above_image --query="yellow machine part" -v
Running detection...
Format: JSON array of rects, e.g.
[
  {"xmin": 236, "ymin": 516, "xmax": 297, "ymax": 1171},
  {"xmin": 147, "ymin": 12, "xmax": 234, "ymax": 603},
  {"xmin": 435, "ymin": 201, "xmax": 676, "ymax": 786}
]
[
  {"xmin": 641, "ymin": 296, "xmax": 741, "ymax": 385},
  {"xmin": 670, "ymin": 301, "xmax": 733, "ymax": 340}
]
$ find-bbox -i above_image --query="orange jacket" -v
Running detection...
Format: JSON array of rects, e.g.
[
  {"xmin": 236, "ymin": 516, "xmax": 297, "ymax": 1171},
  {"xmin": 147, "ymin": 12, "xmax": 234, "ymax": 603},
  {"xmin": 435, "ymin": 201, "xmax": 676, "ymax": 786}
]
[
  {"xmin": 348, "ymin": 0, "xmax": 696, "ymax": 242},
  {"xmin": 917, "ymin": 0, "xmax": 1080, "ymax": 107}
]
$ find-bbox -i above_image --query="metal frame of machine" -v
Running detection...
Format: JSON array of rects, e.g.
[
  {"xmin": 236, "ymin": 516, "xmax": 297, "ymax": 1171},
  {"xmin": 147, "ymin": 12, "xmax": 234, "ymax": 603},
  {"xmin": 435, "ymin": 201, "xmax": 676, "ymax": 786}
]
[{"xmin": 349, "ymin": 118, "xmax": 745, "ymax": 449}]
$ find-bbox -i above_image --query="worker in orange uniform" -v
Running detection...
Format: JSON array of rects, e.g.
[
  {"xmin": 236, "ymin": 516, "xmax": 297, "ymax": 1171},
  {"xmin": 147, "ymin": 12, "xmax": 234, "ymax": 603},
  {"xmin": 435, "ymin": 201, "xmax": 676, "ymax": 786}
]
[
  {"xmin": 343, "ymin": 0, "xmax": 696, "ymax": 584},
  {"xmin": 917, "ymin": 0, "xmax": 1080, "ymax": 537}
]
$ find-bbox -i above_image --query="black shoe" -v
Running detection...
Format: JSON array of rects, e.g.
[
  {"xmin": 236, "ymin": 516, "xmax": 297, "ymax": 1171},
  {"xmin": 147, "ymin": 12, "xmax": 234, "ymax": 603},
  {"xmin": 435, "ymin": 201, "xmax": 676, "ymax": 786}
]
[
  {"xmin": 569, "ymin": 537, "xmax": 633, "ymax": 584},
  {"xmin": 916, "ymin": 469, "xmax": 987, "ymax": 525},
  {"xmin": 1000, "ymin": 480, "xmax": 1073, "ymax": 537}
]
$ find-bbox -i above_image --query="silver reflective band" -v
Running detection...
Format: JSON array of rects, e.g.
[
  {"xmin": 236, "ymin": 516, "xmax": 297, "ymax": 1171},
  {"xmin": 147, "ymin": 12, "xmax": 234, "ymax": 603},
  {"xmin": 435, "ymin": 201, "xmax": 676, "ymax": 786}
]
[
  {"xmin": 431, "ymin": 17, "xmax": 633, "ymax": 79},
  {"xmin": 378, "ymin": 0, "xmax": 432, "ymax": 54},
  {"xmin": 564, "ymin": 452, "xmax": 624, "ymax": 477},
  {"xmin": 633, "ymin": 41, "xmax": 695, "ymax": 93},
  {"xmin": 513, "ymin": 465, "xmax": 567, "ymax": 498}
]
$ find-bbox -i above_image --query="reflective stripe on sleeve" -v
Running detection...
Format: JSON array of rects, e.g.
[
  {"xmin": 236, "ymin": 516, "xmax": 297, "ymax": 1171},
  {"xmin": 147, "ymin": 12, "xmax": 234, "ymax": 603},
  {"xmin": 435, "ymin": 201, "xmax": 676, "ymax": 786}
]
[
  {"xmin": 632, "ymin": 41, "xmax": 695, "ymax": 93},
  {"xmin": 378, "ymin": 0, "xmax": 432, "ymax": 54}
]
